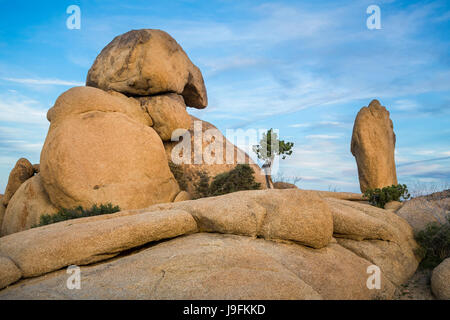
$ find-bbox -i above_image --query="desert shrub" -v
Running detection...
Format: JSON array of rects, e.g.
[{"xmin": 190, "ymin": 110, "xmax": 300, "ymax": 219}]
[
  {"xmin": 193, "ymin": 170, "xmax": 210, "ymax": 199},
  {"xmin": 34, "ymin": 203, "xmax": 120, "ymax": 227},
  {"xmin": 168, "ymin": 161, "xmax": 188, "ymax": 191},
  {"xmin": 414, "ymin": 215, "xmax": 450, "ymax": 269},
  {"xmin": 363, "ymin": 184, "xmax": 410, "ymax": 208},
  {"xmin": 193, "ymin": 165, "xmax": 261, "ymax": 199},
  {"xmin": 208, "ymin": 164, "xmax": 261, "ymax": 197}
]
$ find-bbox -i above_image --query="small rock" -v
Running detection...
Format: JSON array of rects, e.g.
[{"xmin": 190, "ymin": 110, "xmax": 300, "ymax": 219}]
[
  {"xmin": 2, "ymin": 158, "xmax": 34, "ymax": 207},
  {"xmin": 431, "ymin": 258, "xmax": 450, "ymax": 300},
  {"xmin": 385, "ymin": 201, "xmax": 403, "ymax": 212},
  {"xmin": 173, "ymin": 191, "xmax": 192, "ymax": 202}
]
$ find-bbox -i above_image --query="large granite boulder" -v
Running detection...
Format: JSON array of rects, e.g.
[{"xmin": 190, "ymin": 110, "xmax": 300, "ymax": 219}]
[
  {"xmin": 40, "ymin": 86, "xmax": 180, "ymax": 211},
  {"xmin": 86, "ymin": 29, "xmax": 207, "ymax": 109},
  {"xmin": 396, "ymin": 190, "xmax": 450, "ymax": 232}
]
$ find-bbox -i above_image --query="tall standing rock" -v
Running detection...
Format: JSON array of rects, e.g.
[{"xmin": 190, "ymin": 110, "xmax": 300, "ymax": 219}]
[
  {"xmin": 86, "ymin": 29, "xmax": 207, "ymax": 109},
  {"xmin": 351, "ymin": 100, "xmax": 398, "ymax": 193}
]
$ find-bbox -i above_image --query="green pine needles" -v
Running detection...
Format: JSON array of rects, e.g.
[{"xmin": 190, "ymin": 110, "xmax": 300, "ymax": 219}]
[{"xmin": 363, "ymin": 184, "xmax": 411, "ymax": 208}]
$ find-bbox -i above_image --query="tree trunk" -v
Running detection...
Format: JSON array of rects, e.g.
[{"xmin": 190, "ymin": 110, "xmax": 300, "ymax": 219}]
[{"xmin": 263, "ymin": 159, "xmax": 274, "ymax": 189}]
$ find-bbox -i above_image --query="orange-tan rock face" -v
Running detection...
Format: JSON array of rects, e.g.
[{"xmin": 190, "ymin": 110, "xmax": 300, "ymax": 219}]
[
  {"xmin": 351, "ymin": 99, "xmax": 398, "ymax": 193},
  {"xmin": 138, "ymin": 93, "xmax": 191, "ymax": 141},
  {"xmin": 40, "ymin": 86, "xmax": 180, "ymax": 211}
]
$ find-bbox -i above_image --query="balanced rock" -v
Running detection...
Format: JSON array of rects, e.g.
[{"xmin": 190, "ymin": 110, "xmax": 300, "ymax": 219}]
[
  {"xmin": 86, "ymin": 29, "xmax": 207, "ymax": 109},
  {"xmin": 351, "ymin": 100, "xmax": 398, "ymax": 193},
  {"xmin": 431, "ymin": 258, "xmax": 450, "ymax": 300},
  {"xmin": 40, "ymin": 86, "xmax": 180, "ymax": 211},
  {"xmin": 139, "ymin": 93, "xmax": 191, "ymax": 141},
  {"xmin": 2, "ymin": 158, "xmax": 34, "ymax": 207},
  {"xmin": 164, "ymin": 116, "xmax": 267, "ymax": 196},
  {"xmin": 1, "ymin": 175, "xmax": 57, "ymax": 236}
]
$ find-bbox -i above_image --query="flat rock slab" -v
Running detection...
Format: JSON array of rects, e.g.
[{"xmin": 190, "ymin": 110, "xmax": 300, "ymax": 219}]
[
  {"xmin": 0, "ymin": 233, "xmax": 396, "ymax": 300},
  {"xmin": 0, "ymin": 189, "xmax": 420, "ymax": 296},
  {"xmin": 146, "ymin": 189, "xmax": 334, "ymax": 249},
  {"xmin": 0, "ymin": 209, "xmax": 197, "ymax": 278}
]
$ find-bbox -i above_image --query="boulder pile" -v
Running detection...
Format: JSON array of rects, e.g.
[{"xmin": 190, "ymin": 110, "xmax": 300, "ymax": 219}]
[{"xmin": 0, "ymin": 29, "xmax": 264, "ymax": 236}]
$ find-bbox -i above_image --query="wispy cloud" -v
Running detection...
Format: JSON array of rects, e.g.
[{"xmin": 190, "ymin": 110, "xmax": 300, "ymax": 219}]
[
  {"xmin": 3, "ymin": 78, "xmax": 84, "ymax": 86},
  {"xmin": 397, "ymin": 156, "xmax": 450, "ymax": 167},
  {"xmin": 0, "ymin": 95, "xmax": 48, "ymax": 125},
  {"xmin": 306, "ymin": 134, "xmax": 340, "ymax": 140}
]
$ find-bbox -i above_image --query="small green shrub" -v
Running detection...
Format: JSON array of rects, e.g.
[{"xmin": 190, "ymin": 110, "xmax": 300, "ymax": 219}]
[
  {"xmin": 34, "ymin": 203, "xmax": 120, "ymax": 227},
  {"xmin": 414, "ymin": 215, "xmax": 450, "ymax": 269},
  {"xmin": 168, "ymin": 161, "xmax": 188, "ymax": 191},
  {"xmin": 193, "ymin": 170, "xmax": 210, "ymax": 199},
  {"xmin": 208, "ymin": 164, "xmax": 261, "ymax": 197},
  {"xmin": 363, "ymin": 184, "xmax": 410, "ymax": 208}
]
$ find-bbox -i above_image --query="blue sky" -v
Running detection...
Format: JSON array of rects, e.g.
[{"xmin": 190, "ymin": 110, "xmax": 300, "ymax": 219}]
[{"xmin": 0, "ymin": 0, "xmax": 449, "ymax": 193}]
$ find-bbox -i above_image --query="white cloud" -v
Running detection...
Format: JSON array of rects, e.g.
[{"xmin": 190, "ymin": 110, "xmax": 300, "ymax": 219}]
[
  {"xmin": 0, "ymin": 96, "xmax": 48, "ymax": 125},
  {"xmin": 306, "ymin": 134, "xmax": 340, "ymax": 140},
  {"xmin": 289, "ymin": 123, "xmax": 310, "ymax": 128},
  {"xmin": 392, "ymin": 99, "xmax": 419, "ymax": 111},
  {"xmin": 201, "ymin": 56, "xmax": 264, "ymax": 74},
  {"xmin": 3, "ymin": 77, "xmax": 84, "ymax": 86}
]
